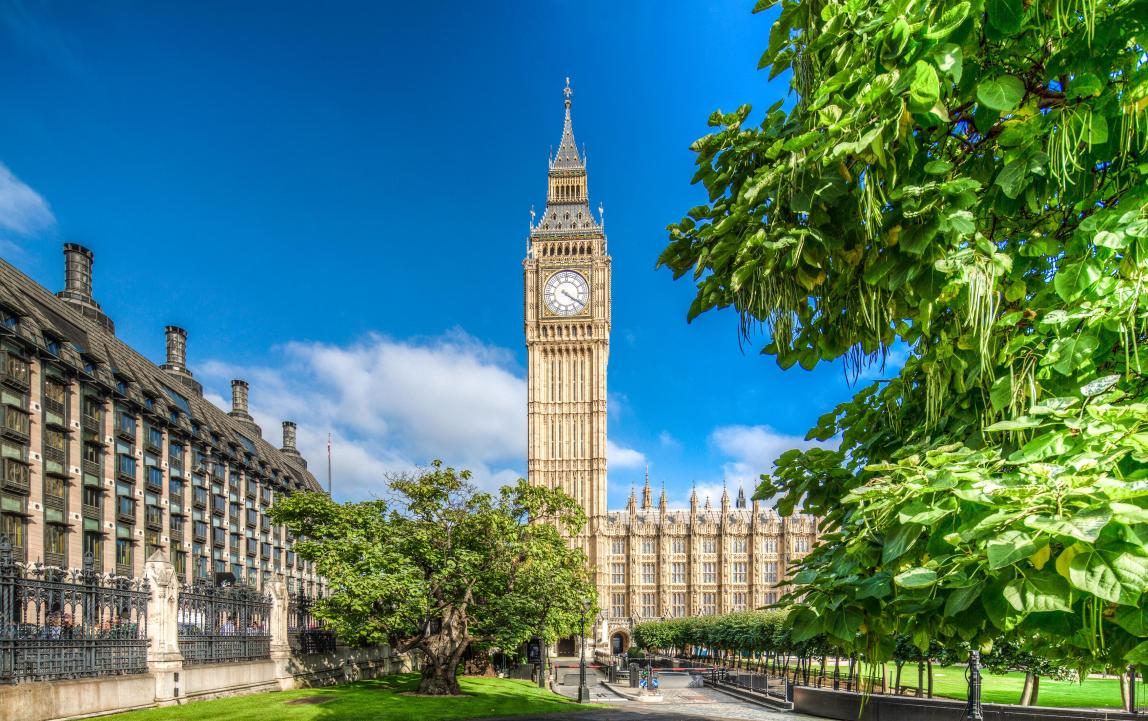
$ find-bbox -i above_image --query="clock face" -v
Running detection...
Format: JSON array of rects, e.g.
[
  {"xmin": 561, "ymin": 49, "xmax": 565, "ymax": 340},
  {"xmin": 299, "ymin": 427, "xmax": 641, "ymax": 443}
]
[{"xmin": 544, "ymin": 270, "xmax": 589, "ymax": 316}]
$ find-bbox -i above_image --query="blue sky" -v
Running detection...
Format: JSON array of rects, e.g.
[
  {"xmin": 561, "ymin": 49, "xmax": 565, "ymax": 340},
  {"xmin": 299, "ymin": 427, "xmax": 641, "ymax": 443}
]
[{"xmin": 0, "ymin": 1, "xmax": 886, "ymax": 506}]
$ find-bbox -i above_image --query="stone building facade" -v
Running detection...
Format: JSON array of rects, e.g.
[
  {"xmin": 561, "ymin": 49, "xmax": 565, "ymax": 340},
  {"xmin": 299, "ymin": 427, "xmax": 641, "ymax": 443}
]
[
  {"xmin": 524, "ymin": 84, "xmax": 819, "ymax": 654},
  {"xmin": 0, "ymin": 244, "xmax": 324, "ymax": 592}
]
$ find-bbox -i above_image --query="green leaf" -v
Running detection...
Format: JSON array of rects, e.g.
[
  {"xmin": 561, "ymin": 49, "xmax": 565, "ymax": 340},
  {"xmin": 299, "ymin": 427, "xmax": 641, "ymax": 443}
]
[
  {"xmin": 1003, "ymin": 573, "xmax": 1072, "ymax": 612},
  {"xmin": 977, "ymin": 75, "xmax": 1026, "ymax": 112},
  {"xmin": 934, "ymin": 44, "xmax": 962, "ymax": 83},
  {"xmin": 1066, "ymin": 542, "xmax": 1148, "ymax": 605},
  {"xmin": 1009, "ymin": 431, "xmax": 1067, "ymax": 462},
  {"xmin": 883, "ymin": 523, "xmax": 924, "ymax": 564},
  {"xmin": 1115, "ymin": 605, "xmax": 1148, "ymax": 636},
  {"xmin": 1094, "ymin": 230, "xmax": 1126, "ymax": 249},
  {"xmin": 987, "ymin": 530, "xmax": 1041, "ymax": 569},
  {"xmin": 925, "ymin": 160, "xmax": 954, "ymax": 175},
  {"xmin": 1054, "ymin": 261, "xmax": 1102, "ymax": 302},
  {"xmin": 1047, "ymin": 334, "xmax": 1099, "ymax": 376},
  {"xmin": 986, "ymin": 0, "xmax": 1025, "ymax": 35},
  {"xmin": 782, "ymin": 130, "xmax": 821, "ymax": 152},
  {"xmin": 909, "ymin": 61, "xmax": 941, "ymax": 114},
  {"xmin": 790, "ymin": 609, "xmax": 824, "ymax": 643},
  {"xmin": 1126, "ymin": 640, "xmax": 1148, "ymax": 665},
  {"xmin": 1111, "ymin": 502, "xmax": 1148, "ymax": 525},
  {"xmin": 895, "ymin": 567, "xmax": 938, "ymax": 589},
  {"xmin": 944, "ymin": 582, "xmax": 982, "ymax": 616},
  {"xmin": 924, "ymin": 2, "xmax": 970, "ymax": 39},
  {"xmin": 1069, "ymin": 73, "xmax": 1103, "ymax": 98},
  {"xmin": 1087, "ymin": 113, "xmax": 1109, "ymax": 146},
  {"xmin": 986, "ymin": 416, "xmax": 1043, "ymax": 432},
  {"xmin": 995, "ymin": 160, "xmax": 1027, "ymax": 199},
  {"xmin": 989, "ymin": 374, "xmax": 1013, "ymax": 412},
  {"xmin": 984, "ymin": 577, "xmax": 1026, "ymax": 631},
  {"xmin": 1026, "ymin": 507, "xmax": 1111, "ymax": 543},
  {"xmin": 828, "ymin": 606, "xmax": 864, "ymax": 641},
  {"xmin": 1082, "ymin": 374, "xmax": 1120, "ymax": 397},
  {"xmin": 856, "ymin": 573, "xmax": 893, "ymax": 600}
]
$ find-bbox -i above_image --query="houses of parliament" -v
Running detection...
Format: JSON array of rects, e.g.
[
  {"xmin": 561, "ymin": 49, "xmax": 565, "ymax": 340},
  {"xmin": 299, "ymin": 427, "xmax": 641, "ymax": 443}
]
[{"xmin": 524, "ymin": 82, "xmax": 820, "ymax": 654}]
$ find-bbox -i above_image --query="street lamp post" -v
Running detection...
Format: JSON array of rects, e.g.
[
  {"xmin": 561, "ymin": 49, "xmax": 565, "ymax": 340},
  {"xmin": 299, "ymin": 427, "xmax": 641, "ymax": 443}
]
[{"xmin": 577, "ymin": 597, "xmax": 591, "ymax": 703}]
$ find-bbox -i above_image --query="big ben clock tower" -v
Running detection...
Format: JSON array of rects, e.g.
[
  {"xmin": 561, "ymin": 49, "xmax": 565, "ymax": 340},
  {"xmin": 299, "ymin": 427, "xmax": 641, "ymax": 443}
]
[{"xmin": 524, "ymin": 79, "xmax": 610, "ymax": 544}]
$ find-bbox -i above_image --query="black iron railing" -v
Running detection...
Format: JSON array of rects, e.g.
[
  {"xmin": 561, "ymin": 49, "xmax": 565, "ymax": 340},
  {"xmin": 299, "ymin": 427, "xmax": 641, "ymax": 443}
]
[
  {"xmin": 287, "ymin": 592, "xmax": 336, "ymax": 655},
  {"xmin": 0, "ymin": 536, "xmax": 149, "ymax": 684},
  {"xmin": 177, "ymin": 582, "xmax": 271, "ymax": 665}
]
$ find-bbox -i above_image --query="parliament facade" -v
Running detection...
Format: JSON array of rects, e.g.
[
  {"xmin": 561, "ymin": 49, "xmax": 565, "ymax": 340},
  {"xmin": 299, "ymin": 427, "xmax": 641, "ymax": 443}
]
[
  {"xmin": 524, "ymin": 84, "xmax": 819, "ymax": 654},
  {"xmin": 0, "ymin": 244, "xmax": 324, "ymax": 592}
]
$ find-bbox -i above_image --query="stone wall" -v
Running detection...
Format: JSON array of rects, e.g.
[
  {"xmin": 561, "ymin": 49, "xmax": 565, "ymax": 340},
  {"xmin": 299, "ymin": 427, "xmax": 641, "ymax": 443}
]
[
  {"xmin": 0, "ymin": 554, "xmax": 413, "ymax": 721},
  {"xmin": 0, "ymin": 645, "xmax": 412, "ymax": 721}
]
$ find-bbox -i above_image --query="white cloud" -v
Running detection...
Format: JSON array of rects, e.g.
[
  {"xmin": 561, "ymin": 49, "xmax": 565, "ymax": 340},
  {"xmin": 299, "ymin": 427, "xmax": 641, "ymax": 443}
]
[
  {"xmin": 0, "ymin": 162, "xmax": 55, "ymax": 241},
  {"xmin": 708, "ymin": 424, "xmax": 838, "ymax": 491},
  {"xmin": 607, "ymin": 440, "xmax": 645, "ymax": 469},
  {"xmin": 200, "ymin": 330, "xmax": 527, "ymax": 500},
  {"xmin": 658, "ymin": 431, "xmax": 680, "ymax": 450}
]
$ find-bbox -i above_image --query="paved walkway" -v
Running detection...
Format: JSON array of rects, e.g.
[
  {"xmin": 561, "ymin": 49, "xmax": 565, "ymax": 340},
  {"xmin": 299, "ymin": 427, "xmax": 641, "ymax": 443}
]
[{"xmin": 544, "ymin": 660, "xmax": 827, "ymax": 721}]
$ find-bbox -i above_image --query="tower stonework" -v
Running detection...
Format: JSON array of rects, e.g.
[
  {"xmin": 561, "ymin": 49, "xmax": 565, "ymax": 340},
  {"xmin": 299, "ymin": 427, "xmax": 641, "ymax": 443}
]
[
  {"xmin": 524, "ymin": 80, "xmax": 610, "ymax": 538},
  {"xmin": 524, "ymin": 83, "xmax": 819, "ymax": 654}
]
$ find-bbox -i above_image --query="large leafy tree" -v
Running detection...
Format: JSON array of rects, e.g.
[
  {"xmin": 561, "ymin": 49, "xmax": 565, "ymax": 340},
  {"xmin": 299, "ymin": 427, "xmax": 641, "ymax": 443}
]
[
  {"xmin": 270, "ymin": 461, "xmax": 594, "ymax": 695},
  {"xmin": 660, "ymin": 0, "xmax": 1148, "ymax": 672}
]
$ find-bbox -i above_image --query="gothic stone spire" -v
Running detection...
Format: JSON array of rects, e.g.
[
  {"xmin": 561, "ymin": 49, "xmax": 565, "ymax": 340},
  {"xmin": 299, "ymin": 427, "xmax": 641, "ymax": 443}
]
[{"xmin": 533, "ymin": 77, "xmax": 599, "ymax": 235}]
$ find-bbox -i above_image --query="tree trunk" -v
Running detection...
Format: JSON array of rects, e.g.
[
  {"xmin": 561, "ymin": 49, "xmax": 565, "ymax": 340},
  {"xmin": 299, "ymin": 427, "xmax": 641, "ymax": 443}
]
[
  {"xmin": 926, "ymin": 660, "xmax": 934, "ymax": 698},
  {"xmin": 1019, "ymin": 673, "xmax": 1039, "ymax": 706},
  {"xmin": 917, "ymin": 662, "xmax": 924, "ymax": 697},
  {"xmin": 415, "ymin": 611, "xmax": 470, "ymax": 695},
  {"xmin": 894, "ymin": 661, "xmax": 903, "ymax": 695}
]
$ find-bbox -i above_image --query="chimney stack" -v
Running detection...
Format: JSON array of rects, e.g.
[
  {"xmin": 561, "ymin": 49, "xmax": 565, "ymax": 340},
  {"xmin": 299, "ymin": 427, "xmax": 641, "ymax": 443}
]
[
  {"xmin": 56, "ymin": 243, "xmax": 114, "ymax": 332},
  {"xmin": 159, "ymin": 325, "xmax": 203, "ymax": 396},
  {"xmin": 280, "ymin": 421, "xmax": 306, "ymax": 468},
  {"xmin": 62, "ymin": 243, "xmax": 94, "ymax": 299},
  {"xmin": 282, "ymin": 421, "xmax": 299, "ymax": 453},
  {"xmin": 228, "ymin": 379, "xmax": 262, "ymax": 437},
  {"xmin": 231, "ymin": 380, "xmax": 251, "ymax": 417},
  {"xmin": 163, "ymin": 326, "xmax": 189, "ymax": 373}
]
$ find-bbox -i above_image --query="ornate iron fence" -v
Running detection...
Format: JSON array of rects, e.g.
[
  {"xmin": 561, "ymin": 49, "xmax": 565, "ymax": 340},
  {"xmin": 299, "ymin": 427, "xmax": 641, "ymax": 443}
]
[
  {"xmin": 0, "ymin": 536, "xmax": 149, "ymax": 684},
  {"xmin": 176, "ymin": 582, "xmax": 271, "ymax": 664},
  {"xmin": 287, "ymin": 591, "xmax": 336, "ymax": 655}
]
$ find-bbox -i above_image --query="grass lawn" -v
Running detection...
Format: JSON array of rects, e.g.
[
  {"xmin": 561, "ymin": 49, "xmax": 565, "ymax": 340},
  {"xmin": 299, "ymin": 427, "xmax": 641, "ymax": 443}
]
[
  {"xmin": 759, "ymin": 661, "xmax": 1127, "ymax": 708},
  {"xmin": 103, "ymin": 674, "xmax": 601, "ymax": 721},
  {"xmin": 926, "ymin": 665, "xmax": 1123, "ymax": 709}
]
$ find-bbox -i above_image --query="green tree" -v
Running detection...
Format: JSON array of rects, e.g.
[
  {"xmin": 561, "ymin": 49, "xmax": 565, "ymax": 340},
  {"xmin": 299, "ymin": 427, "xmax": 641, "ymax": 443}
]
[
  {"xmin": 660, "ymin": 0, "xmax": 1148, "ymax": 673},
  {"xmin": 982, "ymin": 635, "xmax": 1073, "ymax": 705},
  {"xmin": 270, "ymin": 461, "xmax": 594, "ymax": 695}
]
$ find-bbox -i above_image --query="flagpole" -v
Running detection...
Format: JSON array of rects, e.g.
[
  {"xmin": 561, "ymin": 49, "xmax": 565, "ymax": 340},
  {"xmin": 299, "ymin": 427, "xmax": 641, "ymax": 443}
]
[{"xmin": 327, "ymin": 432, "xmax": 332, "ymax": 497}]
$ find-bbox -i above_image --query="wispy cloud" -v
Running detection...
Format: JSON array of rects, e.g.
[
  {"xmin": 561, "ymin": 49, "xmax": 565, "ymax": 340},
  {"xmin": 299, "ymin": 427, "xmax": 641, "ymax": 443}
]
[
  {"xmin": 200, "ymin": 329, "xmax": 527, "ymax": 500},
  {"xmin": 607, "ymin": 440, "xmax": 645, "ymax": 470},
  {"xmin": 709, "ymin": 424, "xmax": 838, "ymax": 493},
  {"xmin": 0, "ymin": 163, "xmax": 56, "ymax": 243}
]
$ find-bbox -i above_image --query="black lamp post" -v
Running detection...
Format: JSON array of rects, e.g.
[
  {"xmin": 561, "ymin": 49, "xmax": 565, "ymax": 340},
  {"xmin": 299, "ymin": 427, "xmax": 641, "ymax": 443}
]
[
  {"xmin": 577, "ymin": 597, "xmax": 592, "ymax": 703},
  {"xmin": 964, "ymin": 650, "xmax": 983, "ymax": 721}
]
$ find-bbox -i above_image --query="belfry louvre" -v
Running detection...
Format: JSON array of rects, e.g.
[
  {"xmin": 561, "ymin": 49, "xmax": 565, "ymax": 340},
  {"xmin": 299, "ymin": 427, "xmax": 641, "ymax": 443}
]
[{"xmin": 0, "ymin": 243, "xmax": 324, "ymax": 592}]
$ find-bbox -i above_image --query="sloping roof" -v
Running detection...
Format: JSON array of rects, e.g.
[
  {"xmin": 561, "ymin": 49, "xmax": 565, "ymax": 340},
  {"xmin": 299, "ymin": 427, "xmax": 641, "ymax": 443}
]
[{"xmin": 0, "ymin": 255, "xmax": 321, "ymax": 493}]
